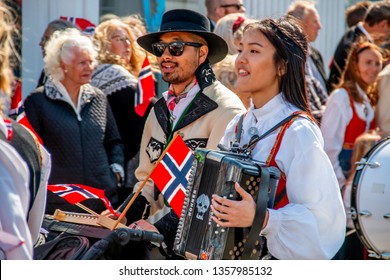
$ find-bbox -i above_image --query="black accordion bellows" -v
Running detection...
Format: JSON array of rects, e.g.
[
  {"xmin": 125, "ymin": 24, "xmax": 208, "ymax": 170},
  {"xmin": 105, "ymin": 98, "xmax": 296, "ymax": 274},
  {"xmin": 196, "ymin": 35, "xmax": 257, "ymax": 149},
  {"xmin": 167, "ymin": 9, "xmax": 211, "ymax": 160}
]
[{"xmin": 174, "ymin": 149, "xmax": 280, "ymax": 260}]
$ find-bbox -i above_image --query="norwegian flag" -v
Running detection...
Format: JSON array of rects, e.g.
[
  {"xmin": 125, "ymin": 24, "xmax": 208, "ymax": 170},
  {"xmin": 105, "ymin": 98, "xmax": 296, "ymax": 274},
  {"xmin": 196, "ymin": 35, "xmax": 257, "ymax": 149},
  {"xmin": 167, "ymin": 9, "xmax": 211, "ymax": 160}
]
[
  {"xmin": 9, "ymin": 79, "xmax": 43, "ymax": 144},
  {"xmin": 135, "ymin": 56, "xmax": 155, "ymax": 117},
  {"xmin": 3, "ymin": 118, "xmax": 13, "ymax": 141},
  {"xmin": 150, "ymin": 135, "xmax": 194, "ymax": 217},
  {"xmin": 60, "ymin": 16, "xmax": 96, "ymax": 35},
  {"xmin": 47, "ymin": 184, "xmax": 118, "ymax": 216}
]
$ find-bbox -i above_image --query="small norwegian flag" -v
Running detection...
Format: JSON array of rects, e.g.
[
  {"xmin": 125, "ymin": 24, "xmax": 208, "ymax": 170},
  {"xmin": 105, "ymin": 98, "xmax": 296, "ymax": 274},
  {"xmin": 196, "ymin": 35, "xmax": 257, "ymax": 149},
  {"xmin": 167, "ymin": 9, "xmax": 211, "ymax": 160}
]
[
  {"xmin": 150, "ymin": 135, "xmax": 194, "ymax": 217},
  {"xmin": 135, "ymin": 56, "xmax": 155, "ymax": 117},
  {"xmin": 3, "ymin": 118, "xmax": 13, "ymax": 141},
  {"xmin": 48, "ymin": 184, "xmax": 118, "ymax": 216},
  {"xmin": 9, "ymin": 79, "xmax": 43, "ymax": 144},
  {"xmin": 60, "ymin": 16, "xmax": 96, "ymax": 35}
]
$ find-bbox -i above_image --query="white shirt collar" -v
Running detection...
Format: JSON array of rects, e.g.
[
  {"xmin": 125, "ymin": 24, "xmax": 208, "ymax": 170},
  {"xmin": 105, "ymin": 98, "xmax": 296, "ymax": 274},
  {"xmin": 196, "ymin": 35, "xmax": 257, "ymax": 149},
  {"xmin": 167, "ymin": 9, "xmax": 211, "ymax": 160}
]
[
  {"xmin": 249, "ymin": 93, "xmax": 290, "ymax": 123},
  {"xmin": 53, "ymin": 81, "xmax": 83, "ymax": 109},
  {"xmin": 357, "ymin": 22, "xmax": 374, "ymax": 42},
  {"xmin": 162, "ymin": 83, "xmax": 201, "ymax": 128},
  {"xmin": 50, "ymin": 80, "xmax": 86, "ymax": 121},
  {"xmin": 162, "ymin": 83, "xmax": 200, "ymax": 101}
]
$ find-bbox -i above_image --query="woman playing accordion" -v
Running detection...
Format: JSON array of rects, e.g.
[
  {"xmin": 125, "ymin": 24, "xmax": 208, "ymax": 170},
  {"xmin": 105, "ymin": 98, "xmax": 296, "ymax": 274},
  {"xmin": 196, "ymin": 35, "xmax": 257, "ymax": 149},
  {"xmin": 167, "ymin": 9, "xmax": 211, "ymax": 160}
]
[{"xmin": 212, "ymin": 17, "xmax": 346, "ymax": 260}]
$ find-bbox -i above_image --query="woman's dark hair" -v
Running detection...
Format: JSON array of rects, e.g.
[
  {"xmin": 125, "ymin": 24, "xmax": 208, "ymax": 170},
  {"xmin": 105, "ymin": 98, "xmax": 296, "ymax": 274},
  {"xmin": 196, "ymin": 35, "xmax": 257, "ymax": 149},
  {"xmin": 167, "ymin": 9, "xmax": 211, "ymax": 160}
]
[{"xmin": 243, "ymin": 17, "xmax": 310, "ymax": 114}]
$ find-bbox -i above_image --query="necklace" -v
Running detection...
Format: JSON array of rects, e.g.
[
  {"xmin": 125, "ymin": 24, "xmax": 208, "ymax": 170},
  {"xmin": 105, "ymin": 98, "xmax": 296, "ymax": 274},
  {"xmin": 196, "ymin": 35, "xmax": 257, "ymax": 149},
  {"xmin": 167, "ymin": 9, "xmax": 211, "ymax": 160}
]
[
  {"xmin": 248, "ymin": 113, "xmax": 259, "ymax": 137},
  {"xmin": 248, "ymin": 126, "xmax": 259, "ymax": 136}
]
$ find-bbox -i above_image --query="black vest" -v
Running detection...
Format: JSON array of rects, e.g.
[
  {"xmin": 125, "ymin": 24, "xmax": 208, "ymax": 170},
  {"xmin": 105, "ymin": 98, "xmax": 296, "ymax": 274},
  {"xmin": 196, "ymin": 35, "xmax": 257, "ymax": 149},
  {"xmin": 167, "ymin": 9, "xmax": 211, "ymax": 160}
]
[{"xmin": 0, "ymin": 118, "xmax": 42, "ymax": 212}]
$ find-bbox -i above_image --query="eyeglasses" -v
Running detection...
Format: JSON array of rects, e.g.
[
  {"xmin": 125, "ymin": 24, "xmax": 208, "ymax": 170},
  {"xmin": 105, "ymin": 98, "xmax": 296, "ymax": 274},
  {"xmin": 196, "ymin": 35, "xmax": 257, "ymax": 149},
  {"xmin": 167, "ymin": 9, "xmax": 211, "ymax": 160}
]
[
  {"xmin": 220, "ymin": 3, "xmax": 244, "ymax": 10},
  {"xmin": 151, "ymin": 41, "xmax": 203, "ymax": 57}
]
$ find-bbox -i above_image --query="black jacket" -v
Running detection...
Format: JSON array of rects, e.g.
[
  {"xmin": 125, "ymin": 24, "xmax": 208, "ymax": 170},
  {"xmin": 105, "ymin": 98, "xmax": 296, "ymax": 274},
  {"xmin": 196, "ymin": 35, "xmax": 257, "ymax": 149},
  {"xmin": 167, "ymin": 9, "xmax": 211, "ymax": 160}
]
[
  {"xmin": 91, "ymin": 64, "xmax": 154, "ymax": 163},
  {"xmin": 328, "ymin": 25, "xmax": 366, "ymax": 91},
  {"xmin": 24, "ymin": 81, "xmax": 124, "ymax": 207},
  {"xmin": 310, "ymin": 46, "xmax": 327, "ymax": 87}
]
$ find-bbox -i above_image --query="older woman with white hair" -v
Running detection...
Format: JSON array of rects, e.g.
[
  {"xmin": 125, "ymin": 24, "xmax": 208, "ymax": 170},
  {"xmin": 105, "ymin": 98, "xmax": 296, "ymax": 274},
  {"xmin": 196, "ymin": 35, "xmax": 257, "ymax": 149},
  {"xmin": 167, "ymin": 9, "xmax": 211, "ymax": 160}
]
[{"xmin": 24, "ymin": 28, "xmax": 125, "ymax": 214}]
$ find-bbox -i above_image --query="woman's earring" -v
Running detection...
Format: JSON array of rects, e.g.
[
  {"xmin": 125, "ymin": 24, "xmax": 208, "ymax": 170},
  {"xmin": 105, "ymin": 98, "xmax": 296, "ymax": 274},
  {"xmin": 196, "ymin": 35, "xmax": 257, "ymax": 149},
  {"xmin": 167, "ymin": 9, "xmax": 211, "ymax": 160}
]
[{"xmin": 278, "ymin": 67, "xmax": 286, "ymax": 77}]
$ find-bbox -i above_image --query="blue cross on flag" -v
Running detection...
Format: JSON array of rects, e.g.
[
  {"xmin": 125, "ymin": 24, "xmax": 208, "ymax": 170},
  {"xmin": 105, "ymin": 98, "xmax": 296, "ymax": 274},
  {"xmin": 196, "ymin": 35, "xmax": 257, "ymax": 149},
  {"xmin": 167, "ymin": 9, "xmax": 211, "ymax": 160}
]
[{"xmin": 150, "ymin": 135, "xmax": 194, "ymax": 217}]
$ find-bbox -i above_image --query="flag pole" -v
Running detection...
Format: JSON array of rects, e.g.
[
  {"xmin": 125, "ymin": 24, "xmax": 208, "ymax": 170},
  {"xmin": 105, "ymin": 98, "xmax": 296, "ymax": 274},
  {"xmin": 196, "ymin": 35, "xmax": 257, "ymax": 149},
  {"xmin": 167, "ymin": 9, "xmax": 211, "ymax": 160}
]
[{"xmin": 111, "ymin": 133, "xmax": 181, "ymax": 229}]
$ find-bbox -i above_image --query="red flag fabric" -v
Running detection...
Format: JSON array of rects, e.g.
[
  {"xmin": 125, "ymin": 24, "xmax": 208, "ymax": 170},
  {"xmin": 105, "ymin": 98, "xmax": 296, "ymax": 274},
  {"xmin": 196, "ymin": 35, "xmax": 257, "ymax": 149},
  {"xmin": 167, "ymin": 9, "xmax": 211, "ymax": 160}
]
[
  {"xmin": 3, "ymin": 118, "xmax": 13, "ymax": 141},
  {"xmin": 47, "ymin": 184, "xmax": 118, "ymax": 216},
  {"xmin": 60, "ymin": 16, "xmax": 96, "ymax": 35},
  {"xmin": 150, "ymin": 135, "xmax": 194, "ymax": 217},
  {"xmin": 9, "ymin": 79, "xmax": 43, "ymax": 144},
  {"xmin": 135, "ymin": 56, "xmax": 155, "ymax": 117}
]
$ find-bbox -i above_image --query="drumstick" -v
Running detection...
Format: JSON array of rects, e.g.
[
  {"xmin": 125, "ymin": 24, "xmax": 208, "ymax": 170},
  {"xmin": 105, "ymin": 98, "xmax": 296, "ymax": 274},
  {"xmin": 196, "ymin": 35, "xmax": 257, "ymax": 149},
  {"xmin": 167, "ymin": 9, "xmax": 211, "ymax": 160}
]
[
  {"xmin": 75, "ymin": 202, "xmax": 99, "ymax": 216},
  {"xmin": 113, "ymin": 133, "xmax": 181, "ymax": 229},
  {"xmin": 346, "ymin": 229, "xmax": 356, "ymax": 236}
]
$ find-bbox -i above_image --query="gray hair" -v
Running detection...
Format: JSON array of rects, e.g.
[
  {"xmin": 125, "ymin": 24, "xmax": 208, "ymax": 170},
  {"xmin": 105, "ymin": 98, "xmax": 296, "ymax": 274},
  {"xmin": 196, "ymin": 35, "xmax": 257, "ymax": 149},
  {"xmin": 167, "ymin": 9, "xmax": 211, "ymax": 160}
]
[
  {"xmin": 286, "ymin": 0, "xmax": 317, "ymax": 21},
  {"xmin": 44, "ymin": 28, "xmax": 97, "ymax": 82}
]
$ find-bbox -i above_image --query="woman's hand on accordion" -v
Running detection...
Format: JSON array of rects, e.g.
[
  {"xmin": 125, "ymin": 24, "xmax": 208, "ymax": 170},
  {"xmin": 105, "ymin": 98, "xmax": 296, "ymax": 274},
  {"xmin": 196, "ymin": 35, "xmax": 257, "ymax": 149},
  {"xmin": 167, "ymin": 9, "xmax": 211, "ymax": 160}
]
[{"xmin": 211, "ymin": 182, "xmax": 261, "ymax": 228}]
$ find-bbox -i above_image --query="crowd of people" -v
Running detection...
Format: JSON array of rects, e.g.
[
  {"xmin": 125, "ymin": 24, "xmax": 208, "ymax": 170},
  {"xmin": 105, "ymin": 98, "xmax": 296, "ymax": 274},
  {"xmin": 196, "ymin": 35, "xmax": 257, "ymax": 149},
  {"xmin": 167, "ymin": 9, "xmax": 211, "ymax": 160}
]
[{"xmin": 1, "ymin": 0, "xmax": 389, "ymax": 260}]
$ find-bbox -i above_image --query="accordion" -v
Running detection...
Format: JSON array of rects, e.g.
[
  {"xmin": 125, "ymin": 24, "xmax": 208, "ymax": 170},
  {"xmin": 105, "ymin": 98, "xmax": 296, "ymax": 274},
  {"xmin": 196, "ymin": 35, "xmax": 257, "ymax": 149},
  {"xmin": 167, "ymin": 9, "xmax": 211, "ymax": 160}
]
[{"xmin": 174, "ymin": 149, "xmax": 280, "ymax": 260}]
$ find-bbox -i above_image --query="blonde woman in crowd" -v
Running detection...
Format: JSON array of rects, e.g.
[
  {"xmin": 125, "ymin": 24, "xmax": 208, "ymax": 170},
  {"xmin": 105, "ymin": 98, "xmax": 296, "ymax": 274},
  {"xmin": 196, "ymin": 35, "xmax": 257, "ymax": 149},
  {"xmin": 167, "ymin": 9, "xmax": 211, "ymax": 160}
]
[
  {"xmin": 122, "ymin": 14, "xmax": 147, "ymax": 39},
  {"xmin": 213, "ymin": 54, "xmax": 251, "ymax": 109},
  {"xmin": 91, "ymin": 19, "xmax": 156, "ymax": 200},
  {"xmin": 213, "ymin": 13, "xmax": 254, "ymax": 109},
  {"xmin": 1, "ymin": 2, "xmax": 50, "ymax": 259},
  {"xmin": 0, "ymin": 2, "xmax": 32, "ymax": 260},
  {"xmin": 214, "ymin": 12, "xmax": 253, "ymax": 55}
]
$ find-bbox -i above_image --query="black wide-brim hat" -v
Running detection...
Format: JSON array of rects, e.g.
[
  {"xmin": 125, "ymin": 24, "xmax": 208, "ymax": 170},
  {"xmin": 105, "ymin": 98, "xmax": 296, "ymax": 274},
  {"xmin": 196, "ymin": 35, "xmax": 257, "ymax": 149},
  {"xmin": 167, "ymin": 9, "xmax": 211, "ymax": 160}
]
[{"xmin": 137, "ymin": 9, "xmax": 228, "ymax": 64}]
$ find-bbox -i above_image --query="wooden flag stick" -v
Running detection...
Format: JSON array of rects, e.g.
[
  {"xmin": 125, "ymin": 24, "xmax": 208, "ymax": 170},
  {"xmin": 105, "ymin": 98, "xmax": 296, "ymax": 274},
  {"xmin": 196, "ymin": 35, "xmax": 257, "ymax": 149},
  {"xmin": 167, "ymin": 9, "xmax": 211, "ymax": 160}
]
[
  {"xmin": 75, "ymin": 202, "xmax": 99, "ymax": 216},
  {"xmin": 112, "ymin": 133, "xmax": 181, "ymax": 229}
]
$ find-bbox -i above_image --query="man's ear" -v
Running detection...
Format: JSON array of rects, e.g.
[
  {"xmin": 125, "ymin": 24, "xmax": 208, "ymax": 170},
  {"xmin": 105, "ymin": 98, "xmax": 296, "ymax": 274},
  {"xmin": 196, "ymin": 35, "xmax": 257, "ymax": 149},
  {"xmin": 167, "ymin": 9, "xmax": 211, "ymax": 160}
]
[
  {"xmin": 378, "ymin": 19, "xmax": 388, "ymax": 29},
  {"xmin": 215, "ymin": 6, "xmax": 227, "ymax": 19},
  {"xmin": 199, "ymin": 45, "xmax": 209, "ymax": 64}
]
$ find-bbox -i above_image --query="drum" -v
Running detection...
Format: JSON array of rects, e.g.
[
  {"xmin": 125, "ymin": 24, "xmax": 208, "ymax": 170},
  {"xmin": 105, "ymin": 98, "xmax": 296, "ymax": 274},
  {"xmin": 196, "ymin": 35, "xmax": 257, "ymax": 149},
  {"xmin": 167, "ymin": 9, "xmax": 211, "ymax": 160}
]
[{"xmin": 351, "ymin": 137, "xmax": 390, "ymax": 259}]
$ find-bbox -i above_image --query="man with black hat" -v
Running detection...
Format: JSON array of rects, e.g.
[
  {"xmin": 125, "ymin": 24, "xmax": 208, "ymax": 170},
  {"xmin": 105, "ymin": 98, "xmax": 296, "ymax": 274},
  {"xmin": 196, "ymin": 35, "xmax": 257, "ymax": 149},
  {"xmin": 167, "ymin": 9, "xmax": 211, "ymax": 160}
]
[{"xmin": 118, "ymin": 9, "xmax": 246, "ymax": 257}]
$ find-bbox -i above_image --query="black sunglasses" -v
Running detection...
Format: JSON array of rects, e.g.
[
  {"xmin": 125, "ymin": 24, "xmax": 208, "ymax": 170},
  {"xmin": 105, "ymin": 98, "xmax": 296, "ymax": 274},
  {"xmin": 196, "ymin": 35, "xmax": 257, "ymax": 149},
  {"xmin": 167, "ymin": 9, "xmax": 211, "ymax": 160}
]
[
  {"xmin": 220, "ymin": 3, "xmax": 244, "ymax": 10},
  {"xmin": 151, "ymin": 41, "xmax": 203, "ymax": 57}
]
